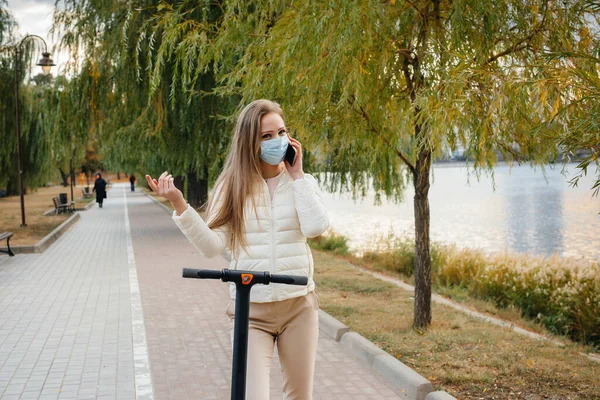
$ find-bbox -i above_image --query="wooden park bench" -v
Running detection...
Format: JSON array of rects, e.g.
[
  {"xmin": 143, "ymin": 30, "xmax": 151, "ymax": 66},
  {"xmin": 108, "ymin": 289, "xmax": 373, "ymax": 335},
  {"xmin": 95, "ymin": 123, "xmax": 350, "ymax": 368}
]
[
  {"xmin": 0, "ymin": 232, "xmax": 14, "ymax": 256},
  {"xmin": 82, "ymin": 187, "xmax": 93, "ymax": 198},
  {"xmin": 52, "ymin": 196, "xmax": 75, "ymax": 214}
]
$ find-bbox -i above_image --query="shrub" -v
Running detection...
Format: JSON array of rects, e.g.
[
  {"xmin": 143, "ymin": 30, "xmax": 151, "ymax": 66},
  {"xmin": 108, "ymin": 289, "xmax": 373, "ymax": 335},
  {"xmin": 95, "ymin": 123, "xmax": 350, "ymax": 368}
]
[
  {"xmin": 440, "ymin": 249, "xmax": 600, "ymax": 348},
  {"xmin": 308, "ymin": 231, "xmax": 350, "ymax": 255}
]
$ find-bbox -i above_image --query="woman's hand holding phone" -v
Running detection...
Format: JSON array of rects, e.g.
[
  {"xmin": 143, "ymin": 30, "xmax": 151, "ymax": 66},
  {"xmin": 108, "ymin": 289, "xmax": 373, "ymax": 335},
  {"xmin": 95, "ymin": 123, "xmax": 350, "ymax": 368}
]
[
  {"xmin": 285, "ymin": 135, "xmax": 304, "ymax": 180},
  {"xmin": 146, "ymin": 171, "xmax": 187, "ymax": 215}
]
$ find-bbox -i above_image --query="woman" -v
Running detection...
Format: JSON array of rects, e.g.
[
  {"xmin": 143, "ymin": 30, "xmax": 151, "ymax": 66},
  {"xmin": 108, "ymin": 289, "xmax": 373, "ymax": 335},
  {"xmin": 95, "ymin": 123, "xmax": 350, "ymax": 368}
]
[
  {"xmin": 92, "ymin": 173, "xmax": 107, "ymax": 208},
  {"xmin": 146, "ymin": 99, "xmax": 329, "ymax": 399}
]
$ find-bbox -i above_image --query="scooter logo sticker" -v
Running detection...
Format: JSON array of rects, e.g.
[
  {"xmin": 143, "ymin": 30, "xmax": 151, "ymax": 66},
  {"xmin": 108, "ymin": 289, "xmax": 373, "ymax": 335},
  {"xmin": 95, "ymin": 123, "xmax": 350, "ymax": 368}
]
[{"xmin": 241, "ymin": 274, "xmax": 253, "ymax": 285}]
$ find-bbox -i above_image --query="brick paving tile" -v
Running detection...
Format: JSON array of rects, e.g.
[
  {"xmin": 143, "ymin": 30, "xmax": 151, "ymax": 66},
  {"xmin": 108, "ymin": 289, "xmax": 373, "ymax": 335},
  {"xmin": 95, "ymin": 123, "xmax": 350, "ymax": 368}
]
[{"xmin": 0, "ymin": 186, "xmax": 134, "ymax": 400}]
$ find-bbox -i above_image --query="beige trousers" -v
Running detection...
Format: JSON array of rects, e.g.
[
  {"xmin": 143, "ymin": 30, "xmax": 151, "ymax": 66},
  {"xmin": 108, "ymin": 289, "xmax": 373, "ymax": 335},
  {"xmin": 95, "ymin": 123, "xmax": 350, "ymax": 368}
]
[{"xmin": 226, "ymin": 291, "xmax": 319, "ymax": 400}]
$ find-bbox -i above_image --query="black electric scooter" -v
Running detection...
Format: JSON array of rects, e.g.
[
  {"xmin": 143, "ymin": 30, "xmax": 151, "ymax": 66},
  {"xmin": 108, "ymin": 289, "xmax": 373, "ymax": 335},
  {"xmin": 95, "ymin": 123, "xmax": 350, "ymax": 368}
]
[{"xmin": 182, "ymin": 268, "xmax": 308, "ymax": 400}]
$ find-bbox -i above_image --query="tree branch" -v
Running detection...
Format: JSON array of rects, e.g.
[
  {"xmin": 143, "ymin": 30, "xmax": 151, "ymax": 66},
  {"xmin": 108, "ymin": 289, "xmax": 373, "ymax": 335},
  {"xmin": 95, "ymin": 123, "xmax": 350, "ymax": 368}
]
[
  {"xmin": 247, "ymin": 33, "xmax": 293, "ymax": 40},
  {"xmin": 404, "ymin": 0, "xmax": 427, "ymax": 20},
  {"xmin": 486, "ymin": 40, "xmax": 533, "ymax": 65},
  {"xmin": 495, "ymin": 140, "xmax": 524, "ymax": 163},
  {"xmin": 392, "ymin": 44, "xmax": 416, "ymax": 60},
  {"xmin": 485, "ymin": 0, "xmax": 549, "ymax": 65},
  {"xmin": 347, "ymin": 96, "xmax": 416, "ymax": 173}
]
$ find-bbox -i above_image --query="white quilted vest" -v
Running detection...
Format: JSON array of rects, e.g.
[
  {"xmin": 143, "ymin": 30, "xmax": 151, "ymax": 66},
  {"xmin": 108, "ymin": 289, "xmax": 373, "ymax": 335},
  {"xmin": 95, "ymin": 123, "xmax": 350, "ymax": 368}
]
[
  {"xmin": 230, "ymin": 171, "xmax": 319, "ymax": 302},
  {"xmin": 173, "ymin": 170, "xmax": 328, "ymax": 303}
]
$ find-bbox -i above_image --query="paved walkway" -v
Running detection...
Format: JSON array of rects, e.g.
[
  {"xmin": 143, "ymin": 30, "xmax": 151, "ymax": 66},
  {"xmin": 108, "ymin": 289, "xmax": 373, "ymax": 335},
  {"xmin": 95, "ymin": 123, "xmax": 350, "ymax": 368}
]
[{"xmin": 0, "ymin": 183, "xmax": 405, "ymax": 399}]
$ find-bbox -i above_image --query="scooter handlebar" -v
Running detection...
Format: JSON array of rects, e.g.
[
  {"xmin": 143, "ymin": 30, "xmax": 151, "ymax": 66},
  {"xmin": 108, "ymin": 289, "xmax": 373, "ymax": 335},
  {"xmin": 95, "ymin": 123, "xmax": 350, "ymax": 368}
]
[
  {"xmin": 182, "ymin": 268, "xmax": 222, "ymax": 279},
  {"xmin": 182, "ymin": 268, "xmax": 308, "ymax": 286},
  {"xmin": 270, "ymin": 274, "xmax": 308, "ymax": 286}
]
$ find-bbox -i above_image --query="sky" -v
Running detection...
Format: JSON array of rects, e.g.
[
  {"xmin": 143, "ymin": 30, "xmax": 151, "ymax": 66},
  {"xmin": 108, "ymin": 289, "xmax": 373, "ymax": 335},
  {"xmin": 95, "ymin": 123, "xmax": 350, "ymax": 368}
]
[{"xmin": 5, "ymin": 0, "xmax": 69, "ymax": 76}]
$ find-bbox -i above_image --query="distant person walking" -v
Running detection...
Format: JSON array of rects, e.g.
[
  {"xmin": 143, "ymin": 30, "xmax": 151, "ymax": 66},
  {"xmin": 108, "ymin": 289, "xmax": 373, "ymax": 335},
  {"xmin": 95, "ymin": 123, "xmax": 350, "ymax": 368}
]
[
  {"xmin": 93, "ymin": 173, "xmax": 107, "ymax": 208},
  {"xmin": 129, "ymin": 174, "xmax": 136, "ymax": 192}
]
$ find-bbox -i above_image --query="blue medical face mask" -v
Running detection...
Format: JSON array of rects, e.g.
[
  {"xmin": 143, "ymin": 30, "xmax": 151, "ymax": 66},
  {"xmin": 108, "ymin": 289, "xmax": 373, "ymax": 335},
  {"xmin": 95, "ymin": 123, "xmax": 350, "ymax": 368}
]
[{"xmin": 259, "ymin": 135, "xmax": 289, "ymax": 165}]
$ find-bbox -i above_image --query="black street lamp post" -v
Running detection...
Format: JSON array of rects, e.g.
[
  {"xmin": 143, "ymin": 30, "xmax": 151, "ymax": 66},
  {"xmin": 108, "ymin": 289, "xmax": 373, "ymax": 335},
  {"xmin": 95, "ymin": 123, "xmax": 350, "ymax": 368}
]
[
  {"xmin": 7, "ymin": 35, "xmax": 55, "ymax": 227},
  {"xmin": 70, "ymin": 156, "xmax": 74, "ymax": 202}
]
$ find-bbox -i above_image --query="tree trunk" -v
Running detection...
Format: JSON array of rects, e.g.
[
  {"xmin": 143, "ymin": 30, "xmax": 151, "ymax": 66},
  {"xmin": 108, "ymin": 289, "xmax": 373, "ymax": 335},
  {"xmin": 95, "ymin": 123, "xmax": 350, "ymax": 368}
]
[
  {"xmin": 413, "ymin": 147, "xmax": 432, "ymax": 329},
  {"xmin": 70, "ymin": 159, "xmax": 74, "ymax": 202},
  {"xmin": 117, "ymin": 172, "xmax": 121, "ymax": 180},
  {"xmin": 58, "ymin": 167, "xmax": 69, "ymax": 187},
  {"xmin": 187, "ymin": 169, "xmax": 208, "ymax": 209}
]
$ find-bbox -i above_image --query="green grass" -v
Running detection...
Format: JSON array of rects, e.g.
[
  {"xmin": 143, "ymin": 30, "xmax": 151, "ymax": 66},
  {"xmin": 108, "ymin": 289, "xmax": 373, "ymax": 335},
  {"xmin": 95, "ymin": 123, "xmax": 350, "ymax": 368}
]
[{"xmin": 312, "ymin": 249, "xmax": 600, "ymax": 398}]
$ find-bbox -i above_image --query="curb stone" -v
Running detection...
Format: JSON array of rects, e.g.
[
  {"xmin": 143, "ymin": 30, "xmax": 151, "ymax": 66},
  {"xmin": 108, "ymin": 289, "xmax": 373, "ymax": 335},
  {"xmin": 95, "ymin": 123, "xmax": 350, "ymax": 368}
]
[
  {"xmin": 338, "ymin": 331, "xmax": 434, "ymax": 400},
  {"xmin": 584, "ymin": 352, "xmax": 600, "ymax": 363},
  {"xmin": 339, "ymin": 331, "xmax": 386, "ymax": 367},
  {"xmin": 373, "ymin": 352, "xmax": 433, "ymax": 400},
  {"xmin": 0, "ymin": 212, "xmax": 80, "ymax": 255},
  {"xmin": 319, "ymin": 311, "xmax": 456, "ymax": 400},
  {"xmin": 317, "ymin": 309, "xmax": 349, "ymax": 341}
]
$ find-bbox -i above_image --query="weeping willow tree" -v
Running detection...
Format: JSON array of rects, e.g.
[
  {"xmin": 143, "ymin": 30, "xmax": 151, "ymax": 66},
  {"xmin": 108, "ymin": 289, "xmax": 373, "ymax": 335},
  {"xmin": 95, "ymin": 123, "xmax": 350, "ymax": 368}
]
[
  {"xmin": 558, "ymin": 52, "xmax": 600, "ymax": 195},
  {"xmin": 538, "ymin": 42, "xmax": 600, "ymax": 195},
  {"xmin": 45, "ymin": 72, "xmax": 101, "ymax": 188},
  {"xmin": 52, "ymin": 0, "xmax": 237, "ymax": 206},
  {"xmin": 0, "ymin": 2, "xmax": 60, "ymax": 194},
  {"xmin": 140, "ymin": 0, "xmax": 599, "ymax": 328},
  {"xmin": 0, "ymin": 1, "xmax": 18, "ymax": 193}
]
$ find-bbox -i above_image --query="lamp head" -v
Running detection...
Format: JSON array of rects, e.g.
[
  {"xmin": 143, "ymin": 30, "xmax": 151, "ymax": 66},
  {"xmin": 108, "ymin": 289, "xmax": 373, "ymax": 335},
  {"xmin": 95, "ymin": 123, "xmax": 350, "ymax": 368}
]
[{"xmin": 36, "ymin": 52, "xmax": 55, "ymax": 74}]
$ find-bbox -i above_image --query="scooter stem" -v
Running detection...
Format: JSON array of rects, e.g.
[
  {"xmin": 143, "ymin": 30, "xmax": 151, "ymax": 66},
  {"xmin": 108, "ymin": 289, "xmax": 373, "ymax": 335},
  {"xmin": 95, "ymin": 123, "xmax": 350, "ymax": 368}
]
[{"xmin": 231, "ymin": 284, "xmax": 252, "ymax": 400}]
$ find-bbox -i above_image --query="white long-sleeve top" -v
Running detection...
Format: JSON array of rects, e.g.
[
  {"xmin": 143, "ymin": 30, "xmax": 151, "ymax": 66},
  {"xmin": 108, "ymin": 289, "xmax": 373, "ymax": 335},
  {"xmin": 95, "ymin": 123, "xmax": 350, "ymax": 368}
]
[{"xmin": 172, "ymin": 170, "xmax": 329, "ymax": 302}]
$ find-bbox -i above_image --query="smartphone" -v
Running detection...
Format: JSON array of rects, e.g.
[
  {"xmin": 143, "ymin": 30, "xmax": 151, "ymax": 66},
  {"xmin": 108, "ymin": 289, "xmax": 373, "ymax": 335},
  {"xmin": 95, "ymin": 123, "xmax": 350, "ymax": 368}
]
[{"xmin": 285, "ymin": 144, "xmax": 297, "ymax": 167}]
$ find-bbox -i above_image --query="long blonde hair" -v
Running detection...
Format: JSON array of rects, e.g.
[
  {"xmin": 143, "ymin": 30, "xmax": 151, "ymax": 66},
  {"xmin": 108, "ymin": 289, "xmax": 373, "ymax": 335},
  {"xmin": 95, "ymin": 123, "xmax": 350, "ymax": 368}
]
[{"xmin": 206, "ymin": 99, "xmax": 284, "ymax": 252}]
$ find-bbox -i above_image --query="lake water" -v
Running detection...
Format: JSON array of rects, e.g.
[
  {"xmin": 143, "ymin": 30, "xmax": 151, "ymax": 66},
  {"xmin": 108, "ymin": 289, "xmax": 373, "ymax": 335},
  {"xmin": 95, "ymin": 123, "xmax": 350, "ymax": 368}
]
[{"xmin": 318, "ymin": 163, "xmax": 600, "ymax": 262}]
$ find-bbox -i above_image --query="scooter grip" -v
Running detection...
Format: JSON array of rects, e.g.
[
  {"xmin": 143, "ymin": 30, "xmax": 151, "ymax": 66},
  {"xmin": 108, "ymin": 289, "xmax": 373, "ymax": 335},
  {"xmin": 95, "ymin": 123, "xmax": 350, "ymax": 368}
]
[
  {"xmin": 182, "ymin": 268, "xmax": 222, "ymax": 279},
  {"xmin": 270, "ymin": 274, "xmax": 308, "ymax": 286}
]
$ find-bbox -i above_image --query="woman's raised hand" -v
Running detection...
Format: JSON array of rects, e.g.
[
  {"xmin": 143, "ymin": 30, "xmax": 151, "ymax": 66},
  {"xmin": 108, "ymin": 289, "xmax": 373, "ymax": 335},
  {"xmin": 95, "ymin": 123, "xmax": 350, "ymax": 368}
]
[{"xmin": 145, "ymin": 171, "xmax": 184, "ymax": 203}]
